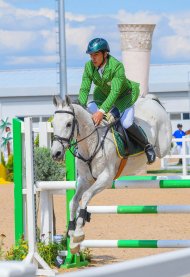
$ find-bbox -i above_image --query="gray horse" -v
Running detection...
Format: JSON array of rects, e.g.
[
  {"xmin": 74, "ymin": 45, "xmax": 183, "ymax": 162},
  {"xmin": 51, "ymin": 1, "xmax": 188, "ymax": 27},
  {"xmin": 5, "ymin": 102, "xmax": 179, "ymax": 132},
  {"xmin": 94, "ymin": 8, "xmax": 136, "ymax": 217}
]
[{"xmin": 51, "ymin": 95, "xmax": 172, "ymax": 253}]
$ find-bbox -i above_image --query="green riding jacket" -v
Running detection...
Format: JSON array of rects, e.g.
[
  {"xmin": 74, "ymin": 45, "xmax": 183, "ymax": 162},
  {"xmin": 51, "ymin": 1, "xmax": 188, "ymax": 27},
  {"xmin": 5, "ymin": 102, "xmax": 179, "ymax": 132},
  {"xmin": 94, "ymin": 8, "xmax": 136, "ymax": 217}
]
[{"xmin": 78, "ymin": 55, "xmax": 140, "ymax": 113}]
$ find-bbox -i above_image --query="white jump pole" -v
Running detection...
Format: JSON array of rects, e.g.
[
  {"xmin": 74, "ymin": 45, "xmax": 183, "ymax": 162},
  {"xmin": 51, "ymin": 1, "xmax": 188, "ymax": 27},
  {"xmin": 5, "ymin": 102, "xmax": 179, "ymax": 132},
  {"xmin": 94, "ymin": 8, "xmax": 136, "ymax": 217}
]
[{"xmin": 24, "ymin": 117, "xmax": 56, "ymax": 276}]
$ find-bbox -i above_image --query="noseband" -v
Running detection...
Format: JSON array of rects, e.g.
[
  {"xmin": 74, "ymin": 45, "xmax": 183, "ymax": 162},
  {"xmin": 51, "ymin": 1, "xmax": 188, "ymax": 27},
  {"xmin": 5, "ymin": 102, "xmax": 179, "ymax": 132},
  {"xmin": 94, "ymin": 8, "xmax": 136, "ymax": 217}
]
[{"xmin": 53, "ymin": 109, "xmax": 79, "ymax": 148}]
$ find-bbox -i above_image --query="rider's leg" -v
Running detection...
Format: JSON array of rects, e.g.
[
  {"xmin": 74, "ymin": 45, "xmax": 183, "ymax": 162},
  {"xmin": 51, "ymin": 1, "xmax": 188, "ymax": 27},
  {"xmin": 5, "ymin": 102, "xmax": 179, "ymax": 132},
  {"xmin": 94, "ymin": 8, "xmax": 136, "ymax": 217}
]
[
  {"xmin": 121, "ymin": 106, "xmax": 156, "ymax": 164},
  {"xmin": 87, "ymin": 101, "xmax": 99, "ymax": 114}
]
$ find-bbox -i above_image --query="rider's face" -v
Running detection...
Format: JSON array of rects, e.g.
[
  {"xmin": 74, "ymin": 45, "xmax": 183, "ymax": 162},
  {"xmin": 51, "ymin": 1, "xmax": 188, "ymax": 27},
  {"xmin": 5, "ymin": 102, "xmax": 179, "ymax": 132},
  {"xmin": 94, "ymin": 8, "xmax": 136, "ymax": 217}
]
[{"xmin": 90, "ymin": 51, "xmax": 107, "ymax": 68}]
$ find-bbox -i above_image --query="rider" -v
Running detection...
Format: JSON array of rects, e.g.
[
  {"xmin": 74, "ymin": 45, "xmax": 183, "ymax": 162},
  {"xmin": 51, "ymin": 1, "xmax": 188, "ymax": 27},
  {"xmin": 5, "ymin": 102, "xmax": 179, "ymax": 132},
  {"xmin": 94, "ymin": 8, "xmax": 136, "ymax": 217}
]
[{"xmin": 78, "ymin": 37, "xmax": 156, "ymax": 164}]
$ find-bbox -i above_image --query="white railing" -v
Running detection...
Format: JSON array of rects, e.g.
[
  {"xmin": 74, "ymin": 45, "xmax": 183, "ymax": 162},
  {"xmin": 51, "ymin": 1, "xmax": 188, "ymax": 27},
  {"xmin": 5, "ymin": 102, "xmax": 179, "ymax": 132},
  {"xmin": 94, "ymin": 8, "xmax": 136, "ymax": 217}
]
[
  {"xmin": 20, "ymin": 120, "xmax": 190, "ymax": 275},
  {"xmin": 0, "ymin": 261, "xmax": 36, "ymax": 277},
  {"xmin": 62, "ymin": 247, "xmax": 190, "ymax": 277},
  {"xmin": 161, "ymin": 136, "xmax": 190, "ymax": 176}
]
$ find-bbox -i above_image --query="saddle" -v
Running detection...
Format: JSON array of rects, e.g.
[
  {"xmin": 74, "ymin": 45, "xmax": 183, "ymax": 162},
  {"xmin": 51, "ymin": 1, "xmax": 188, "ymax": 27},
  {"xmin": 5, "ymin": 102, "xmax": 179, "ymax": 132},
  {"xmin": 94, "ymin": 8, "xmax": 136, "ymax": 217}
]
[{"xmin": 105, "ymin": 107, "xmax": 145, "ymax": 159}]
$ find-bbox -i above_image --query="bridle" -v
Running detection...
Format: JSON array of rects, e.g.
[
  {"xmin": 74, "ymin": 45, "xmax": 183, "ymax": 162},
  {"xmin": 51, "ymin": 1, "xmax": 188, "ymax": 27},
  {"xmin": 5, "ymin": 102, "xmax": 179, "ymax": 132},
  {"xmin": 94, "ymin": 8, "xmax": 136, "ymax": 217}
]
[
  {"xmin": 53, "ymin": 108, "xmax": 104, "ymax": 165},
  {"xmin": 53, "ymin": 109, "xmax": 79, "ymax": 147},
  {"xmin": 52, "ymin": 107, "xmax": 118, "ymax": 178}
]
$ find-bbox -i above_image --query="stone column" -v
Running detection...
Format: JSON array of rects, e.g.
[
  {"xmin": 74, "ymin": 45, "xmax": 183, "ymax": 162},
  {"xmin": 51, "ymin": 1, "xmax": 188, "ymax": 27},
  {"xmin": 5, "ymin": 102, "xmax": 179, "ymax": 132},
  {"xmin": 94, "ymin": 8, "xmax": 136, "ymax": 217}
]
[{"xmin": 118, "ymin": 24, "xmax": 155, "ymax": 96}]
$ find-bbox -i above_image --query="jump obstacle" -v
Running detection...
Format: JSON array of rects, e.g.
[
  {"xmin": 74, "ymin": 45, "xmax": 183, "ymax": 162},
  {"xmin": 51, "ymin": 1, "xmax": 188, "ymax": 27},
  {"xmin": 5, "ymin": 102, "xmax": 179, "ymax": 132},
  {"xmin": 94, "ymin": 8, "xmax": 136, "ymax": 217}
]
[{"xmin": 13, "ymin": 118, "xmax": 190, "ymax": 274}]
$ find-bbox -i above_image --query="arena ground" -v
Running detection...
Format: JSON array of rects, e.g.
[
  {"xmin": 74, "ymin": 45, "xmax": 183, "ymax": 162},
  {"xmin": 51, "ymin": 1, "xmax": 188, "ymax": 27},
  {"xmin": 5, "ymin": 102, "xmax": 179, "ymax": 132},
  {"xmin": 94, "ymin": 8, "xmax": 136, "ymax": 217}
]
[{"xmin": 1, "ymin": 159, "xmax": 189, "ymax": 274}]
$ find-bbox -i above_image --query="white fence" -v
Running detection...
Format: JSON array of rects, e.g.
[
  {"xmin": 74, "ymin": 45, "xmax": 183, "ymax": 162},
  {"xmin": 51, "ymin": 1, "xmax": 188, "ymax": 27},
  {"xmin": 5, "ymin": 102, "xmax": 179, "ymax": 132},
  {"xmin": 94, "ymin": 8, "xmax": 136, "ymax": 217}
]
[
  {"xmin": 62, "ymin": 248, "xmax": 190, "ymax": 277},
  {"xmin": 161, "ymin": 136, "xmax": 190, "ymax": 175},
  {"xmin": 17, "ymin": 120, "xmax": 190, "ymax": 276},
  {"xmin": 0, "ymin": 262, "xmax": 36, "ymax": 277}
]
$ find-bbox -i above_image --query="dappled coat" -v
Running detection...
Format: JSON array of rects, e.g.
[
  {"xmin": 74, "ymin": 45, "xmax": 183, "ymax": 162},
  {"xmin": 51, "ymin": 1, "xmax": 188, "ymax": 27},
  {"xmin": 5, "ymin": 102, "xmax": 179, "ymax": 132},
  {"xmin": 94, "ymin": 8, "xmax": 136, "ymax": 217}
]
[{"xmin": 78, "ymin": 55, "xmax": 140, "ymax": 113}]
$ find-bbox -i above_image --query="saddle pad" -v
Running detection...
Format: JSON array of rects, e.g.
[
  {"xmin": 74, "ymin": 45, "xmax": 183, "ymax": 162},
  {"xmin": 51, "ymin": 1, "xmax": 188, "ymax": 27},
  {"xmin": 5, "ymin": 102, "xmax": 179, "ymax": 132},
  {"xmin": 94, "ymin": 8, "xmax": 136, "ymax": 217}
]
[
  {"xmin": 111, "ymin": 127, "xmax": 127, "ymax": 159},
  {"xmin": 111, "ymin": 127, "xmax": 144, "ymax": 159}
]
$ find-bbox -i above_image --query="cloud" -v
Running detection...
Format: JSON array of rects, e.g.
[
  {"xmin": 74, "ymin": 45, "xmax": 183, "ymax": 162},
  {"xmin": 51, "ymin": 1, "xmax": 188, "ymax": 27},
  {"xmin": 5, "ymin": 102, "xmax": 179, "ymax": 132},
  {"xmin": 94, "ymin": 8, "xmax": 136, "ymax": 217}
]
[
  {"xmin": 6, "ymin": 55, "xmax": 58, "ymax": 65},
  {"xmin": 0, "ymin": 0, "xmax": 55, "ymax": 21},
  {"xmin": 0, "ymin": 0, "xmax": 55, "ymax": 31},
  {"xmin": 1, "ymin": 1, "xmax": 190, "ymax": 68},
  {"xmin": 0, "ymin": 30, "xmax": 37, "ymax": 52},
  {"xmin": 40, "ymin": 29, "xmax": 57, "ymax": 53},
  {"xmin": 66, "ymin": 12, "xmax": 86, "ymax": 22},
  {"xmin": 14, "ymin": 7, "xmax": 55, "ymax": 21},
  {"xmin": 156, "ymin": 12, "xmax": 190, "ymax": 60},
  {"xmin": 159, "ymin": 35, "xmax": 190, "ymax": 59},
  {"xmin": 66, "ymin": 23, "xmax": 95, "ymax": 52},
  {"xmin": 167, "ymin": 12, "xmax": 190, "ymax": 36},
  {"xmin": 116, "ymin": 9, "xmax": 161, "ymax": 24}
]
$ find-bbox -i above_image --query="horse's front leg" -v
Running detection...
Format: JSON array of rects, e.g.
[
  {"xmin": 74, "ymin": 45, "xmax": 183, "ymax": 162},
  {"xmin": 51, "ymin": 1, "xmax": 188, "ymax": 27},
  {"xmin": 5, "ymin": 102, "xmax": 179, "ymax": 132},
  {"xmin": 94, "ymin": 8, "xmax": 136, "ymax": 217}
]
[
  {"xmin": 68, "ymin": 177, "xmax": 90, "ymax": 251},
  {"xmin": 73, "ymin": 171, "xmax": 114, "ymax": 244}
]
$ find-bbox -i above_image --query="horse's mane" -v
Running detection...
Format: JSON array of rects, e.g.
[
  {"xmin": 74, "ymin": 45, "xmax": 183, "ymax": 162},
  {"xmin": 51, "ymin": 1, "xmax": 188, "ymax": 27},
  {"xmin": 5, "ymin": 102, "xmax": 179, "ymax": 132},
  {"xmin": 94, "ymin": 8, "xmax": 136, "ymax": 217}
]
[{"xmin": 72, "ymin": 101, "xmax": 89, "ymax": 113}]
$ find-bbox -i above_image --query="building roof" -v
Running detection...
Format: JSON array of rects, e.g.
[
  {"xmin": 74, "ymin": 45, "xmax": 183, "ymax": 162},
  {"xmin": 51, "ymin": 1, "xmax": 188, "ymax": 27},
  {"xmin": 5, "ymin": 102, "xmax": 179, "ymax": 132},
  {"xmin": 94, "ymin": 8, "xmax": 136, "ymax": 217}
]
[{"xmin": 1, "ymin": 63, "xmax": 190, "ymax": 97}]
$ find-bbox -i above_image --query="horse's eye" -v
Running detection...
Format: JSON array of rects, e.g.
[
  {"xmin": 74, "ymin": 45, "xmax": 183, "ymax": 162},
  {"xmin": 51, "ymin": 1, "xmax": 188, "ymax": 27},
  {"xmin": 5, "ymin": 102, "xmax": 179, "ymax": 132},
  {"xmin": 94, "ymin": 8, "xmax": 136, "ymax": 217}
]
[{"xmin": 66, "ymin": 122, "xmax": 72, "ymax": 128}]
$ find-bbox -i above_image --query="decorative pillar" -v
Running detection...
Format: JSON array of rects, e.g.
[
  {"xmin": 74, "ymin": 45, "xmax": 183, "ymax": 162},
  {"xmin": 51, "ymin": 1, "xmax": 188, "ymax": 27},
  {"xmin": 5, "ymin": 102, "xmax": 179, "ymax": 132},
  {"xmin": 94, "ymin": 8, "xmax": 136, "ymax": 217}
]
[{"xmin": 118, "ymin": 24, "xmax": 155, "ymax": 96}]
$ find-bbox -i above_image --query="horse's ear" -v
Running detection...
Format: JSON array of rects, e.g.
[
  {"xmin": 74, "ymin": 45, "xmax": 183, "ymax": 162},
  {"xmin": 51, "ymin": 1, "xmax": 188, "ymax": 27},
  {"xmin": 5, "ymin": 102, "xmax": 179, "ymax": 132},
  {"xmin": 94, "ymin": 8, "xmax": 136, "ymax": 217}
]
[
  {"xmin": 53, "ymin": 95, "xmax": 63, "ymax": 107},
  {"xmin": 65, "ymin": 95, "xmax": 72, "ymax": 106}
]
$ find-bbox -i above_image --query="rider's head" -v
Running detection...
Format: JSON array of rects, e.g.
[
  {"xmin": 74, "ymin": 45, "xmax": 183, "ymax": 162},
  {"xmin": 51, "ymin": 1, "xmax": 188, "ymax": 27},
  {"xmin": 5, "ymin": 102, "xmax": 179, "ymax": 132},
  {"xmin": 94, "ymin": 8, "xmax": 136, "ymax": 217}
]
[
  {"xmin": 177, "ymin": 123, "xmax": 182, "ymax": 129},
  {"xmin": 86, "ymin": 38, "xmax": 110, "ymax": 68}
]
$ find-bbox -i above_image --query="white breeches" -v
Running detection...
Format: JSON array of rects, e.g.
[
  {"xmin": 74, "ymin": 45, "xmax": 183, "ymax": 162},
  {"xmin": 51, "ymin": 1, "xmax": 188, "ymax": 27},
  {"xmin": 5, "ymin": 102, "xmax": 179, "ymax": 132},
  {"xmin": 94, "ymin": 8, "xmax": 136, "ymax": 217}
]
[{"xmin": 87, "ymin": 101, "xmax": 134, "ymax": 129}]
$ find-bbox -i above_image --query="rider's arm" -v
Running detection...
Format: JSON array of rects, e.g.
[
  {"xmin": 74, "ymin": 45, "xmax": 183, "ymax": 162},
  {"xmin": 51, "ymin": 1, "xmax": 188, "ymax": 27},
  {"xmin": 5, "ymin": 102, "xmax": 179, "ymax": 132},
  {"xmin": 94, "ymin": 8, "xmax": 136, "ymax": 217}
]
[
  {"xmin": 78, "ymin": 63, "xmax": 92, "ymax": 107},
  {"xmin": 100, "ymin": 63, "xmax": 129, "ymax": 113}
]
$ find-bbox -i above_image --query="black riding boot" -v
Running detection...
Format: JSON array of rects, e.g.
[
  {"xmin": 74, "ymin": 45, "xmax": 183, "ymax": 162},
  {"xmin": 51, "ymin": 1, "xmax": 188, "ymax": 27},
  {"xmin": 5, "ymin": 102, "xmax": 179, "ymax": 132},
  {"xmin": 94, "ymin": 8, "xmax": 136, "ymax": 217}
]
[{"xmin": 127, "ymin": 123, "xmax": 156, "ymax": 164}]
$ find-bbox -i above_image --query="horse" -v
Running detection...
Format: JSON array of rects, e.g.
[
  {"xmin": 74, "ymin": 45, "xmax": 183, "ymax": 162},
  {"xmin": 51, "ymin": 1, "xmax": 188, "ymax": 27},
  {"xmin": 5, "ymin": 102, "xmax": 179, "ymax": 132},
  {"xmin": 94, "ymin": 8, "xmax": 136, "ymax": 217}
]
[{"xmin": 51, "ymin": 94, "xmax": 172, "ymax": 253}]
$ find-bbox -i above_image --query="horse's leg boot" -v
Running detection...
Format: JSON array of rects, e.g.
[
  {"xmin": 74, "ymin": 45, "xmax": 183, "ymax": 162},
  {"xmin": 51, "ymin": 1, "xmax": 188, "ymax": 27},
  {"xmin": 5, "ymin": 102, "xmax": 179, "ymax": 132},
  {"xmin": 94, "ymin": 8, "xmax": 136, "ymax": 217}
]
[
  {"xmin": 70, "ymin": 242, "xmax": 80, "ymax": 254},
  {"xmin": 127, "ymin": 123, "xmax": 156, "ymax": 164}
]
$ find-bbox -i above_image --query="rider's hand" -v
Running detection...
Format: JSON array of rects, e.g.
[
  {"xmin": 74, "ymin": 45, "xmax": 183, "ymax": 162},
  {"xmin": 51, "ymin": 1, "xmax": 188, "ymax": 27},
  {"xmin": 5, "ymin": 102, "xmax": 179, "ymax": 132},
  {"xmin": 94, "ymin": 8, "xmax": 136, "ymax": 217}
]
[{"xmin": 92, "ymin": 111, "xmax": 104, "ymax": 126}]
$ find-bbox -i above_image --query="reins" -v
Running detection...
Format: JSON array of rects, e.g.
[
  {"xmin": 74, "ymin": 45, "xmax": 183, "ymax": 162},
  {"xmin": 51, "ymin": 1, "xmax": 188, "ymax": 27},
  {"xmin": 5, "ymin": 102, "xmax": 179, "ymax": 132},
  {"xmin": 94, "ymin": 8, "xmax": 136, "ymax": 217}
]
[{"xmin": 53, "ymin": 107, "xmax": 121, "ymax": 177}]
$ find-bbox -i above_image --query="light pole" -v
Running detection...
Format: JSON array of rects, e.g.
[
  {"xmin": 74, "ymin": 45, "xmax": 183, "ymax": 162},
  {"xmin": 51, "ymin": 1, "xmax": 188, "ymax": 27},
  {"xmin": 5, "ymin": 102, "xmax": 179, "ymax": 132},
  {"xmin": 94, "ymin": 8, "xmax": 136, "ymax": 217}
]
[{"xmin": 58, "ymin": 0, "xmax": 67, "ymax": 100}]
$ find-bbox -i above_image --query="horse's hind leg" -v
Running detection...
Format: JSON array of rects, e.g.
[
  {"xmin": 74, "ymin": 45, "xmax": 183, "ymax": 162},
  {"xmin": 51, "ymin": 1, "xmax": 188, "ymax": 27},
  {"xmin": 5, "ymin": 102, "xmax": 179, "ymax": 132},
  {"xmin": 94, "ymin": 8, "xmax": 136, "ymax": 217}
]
[{"xmin": 73, "ymin": 172, "xmax": 114, "ymax": 244}]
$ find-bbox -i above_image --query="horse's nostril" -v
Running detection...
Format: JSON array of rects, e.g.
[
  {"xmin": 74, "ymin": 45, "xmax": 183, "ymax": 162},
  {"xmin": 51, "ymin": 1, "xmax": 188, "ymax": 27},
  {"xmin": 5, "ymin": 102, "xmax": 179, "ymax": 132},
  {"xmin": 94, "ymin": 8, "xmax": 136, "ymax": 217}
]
[{"xmin": 55, "ymin": 151, "xmax": 61, "ymax": 158}]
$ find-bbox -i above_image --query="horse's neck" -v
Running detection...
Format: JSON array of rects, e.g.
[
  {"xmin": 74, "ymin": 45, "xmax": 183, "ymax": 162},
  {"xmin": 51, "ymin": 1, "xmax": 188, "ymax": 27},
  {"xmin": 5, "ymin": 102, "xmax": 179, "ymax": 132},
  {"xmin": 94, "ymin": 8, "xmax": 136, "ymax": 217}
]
[{"xmin": 73, "ymin": 104, "xmax": 98, "ymax": 156}]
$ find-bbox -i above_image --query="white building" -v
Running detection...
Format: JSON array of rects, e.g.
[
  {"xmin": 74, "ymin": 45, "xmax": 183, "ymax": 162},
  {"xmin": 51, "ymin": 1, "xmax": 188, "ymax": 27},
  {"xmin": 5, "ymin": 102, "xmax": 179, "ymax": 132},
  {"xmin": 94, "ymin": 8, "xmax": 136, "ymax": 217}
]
[{"xmin": 0, "ymin": 64, "xmax": 190, "ymax": 132}]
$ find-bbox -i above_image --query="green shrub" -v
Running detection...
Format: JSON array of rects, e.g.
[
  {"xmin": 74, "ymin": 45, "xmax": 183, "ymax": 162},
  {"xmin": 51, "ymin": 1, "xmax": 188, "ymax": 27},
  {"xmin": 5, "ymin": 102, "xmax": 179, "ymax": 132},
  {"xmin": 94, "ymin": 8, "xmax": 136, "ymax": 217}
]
[
  {"xmin": 1, "ymin": 153, "xmax": 14, "ymax": 181},
  {"xmin": 0, "ymin": 234, "xmax": 6, "ymax": 260},
  {"xmin": 6, "ymin": 237, "xmax": 28, "ymax": 261},
  {"xmin": 6, "ymin": 154, "xmax": 13, "ymax": 181},
  {"xmin": 1, "ymin": 153, "xmax": 5, "ymax": 167},
  {"xmin": 82, "ymin": 248, "xmax": 92, "ymax": 262},
  {"xmin": 34, "ymin": 147, "xmax": 65, "ymax": 181},
  {"xmin": 6, "ymin": 236, "xmax": 67, "ymax": 267}
]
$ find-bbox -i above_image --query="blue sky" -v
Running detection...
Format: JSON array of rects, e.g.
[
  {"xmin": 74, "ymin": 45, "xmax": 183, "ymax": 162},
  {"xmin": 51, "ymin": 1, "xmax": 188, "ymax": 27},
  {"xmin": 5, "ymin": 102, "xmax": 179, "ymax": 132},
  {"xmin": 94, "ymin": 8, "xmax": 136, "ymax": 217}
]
[{"xmin": 1, "ymin": 0, "xmax": 190, "ymax": 69}]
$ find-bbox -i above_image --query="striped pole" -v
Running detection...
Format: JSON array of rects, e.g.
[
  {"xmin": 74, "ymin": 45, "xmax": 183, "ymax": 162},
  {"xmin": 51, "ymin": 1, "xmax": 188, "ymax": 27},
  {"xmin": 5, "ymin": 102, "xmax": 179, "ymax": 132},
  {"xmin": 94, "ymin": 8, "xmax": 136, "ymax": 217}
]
[
  {"xmin": 112, "ymin": 176, "xmax": 190, "ymax": 189},
  {"xmin": 80, "ymin": 240, "xmax": 190, "ymax": 249},
  {"xmin": 37, "ymin": 177, "xmax": 190, "ymax": 191},
  {"xmin": 87, "ymin": 205, "xmax": 190, "ymax": 214},
  {"xmin": 13, "ymin": 118, "xmax": 24, "ymax": 243}
]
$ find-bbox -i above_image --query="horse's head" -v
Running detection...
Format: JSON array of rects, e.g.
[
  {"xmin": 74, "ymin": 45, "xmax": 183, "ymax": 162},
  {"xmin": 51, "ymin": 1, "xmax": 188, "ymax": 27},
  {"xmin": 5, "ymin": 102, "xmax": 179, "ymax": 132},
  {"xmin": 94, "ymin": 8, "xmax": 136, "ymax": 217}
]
[{"xmin": 51, "ymin": 95, "xmax": 78, "ymax": 161}]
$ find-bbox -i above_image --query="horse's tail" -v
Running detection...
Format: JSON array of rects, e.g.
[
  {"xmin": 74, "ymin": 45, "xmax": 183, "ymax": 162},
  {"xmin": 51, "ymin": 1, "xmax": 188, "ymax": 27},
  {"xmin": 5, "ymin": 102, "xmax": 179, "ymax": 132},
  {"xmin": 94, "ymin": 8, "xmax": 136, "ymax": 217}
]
[{"xmin": 144, "ymin": 94, "xmax": 165, "ymax": 110}]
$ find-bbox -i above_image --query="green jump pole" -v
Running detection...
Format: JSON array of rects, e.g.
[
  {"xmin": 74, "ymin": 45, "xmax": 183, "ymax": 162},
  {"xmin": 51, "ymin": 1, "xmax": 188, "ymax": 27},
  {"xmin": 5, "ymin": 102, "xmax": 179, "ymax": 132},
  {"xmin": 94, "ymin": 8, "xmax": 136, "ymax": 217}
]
[
  {"xmin": 118, "ymin": 240, "xmax": 157, "ymax": 248},
  {"xmin": 13, "ymin": 118, "xmax": 23, "ymax": 243},
  {"xmin": 160, "ymin": 180, "xmax": 190, "ymax": 188}
]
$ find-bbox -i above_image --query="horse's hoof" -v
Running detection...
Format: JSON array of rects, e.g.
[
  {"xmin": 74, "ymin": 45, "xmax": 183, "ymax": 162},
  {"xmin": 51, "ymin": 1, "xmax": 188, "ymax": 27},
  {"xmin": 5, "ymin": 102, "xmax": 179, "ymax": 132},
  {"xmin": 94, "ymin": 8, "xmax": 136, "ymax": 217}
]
[
  {"xmin": 70, "ymin": 243, "xmax": 80, "ymax": 254},
  {"xmin": 73, "ymin": 234, "xmax": 85, "ymax": 243}
]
